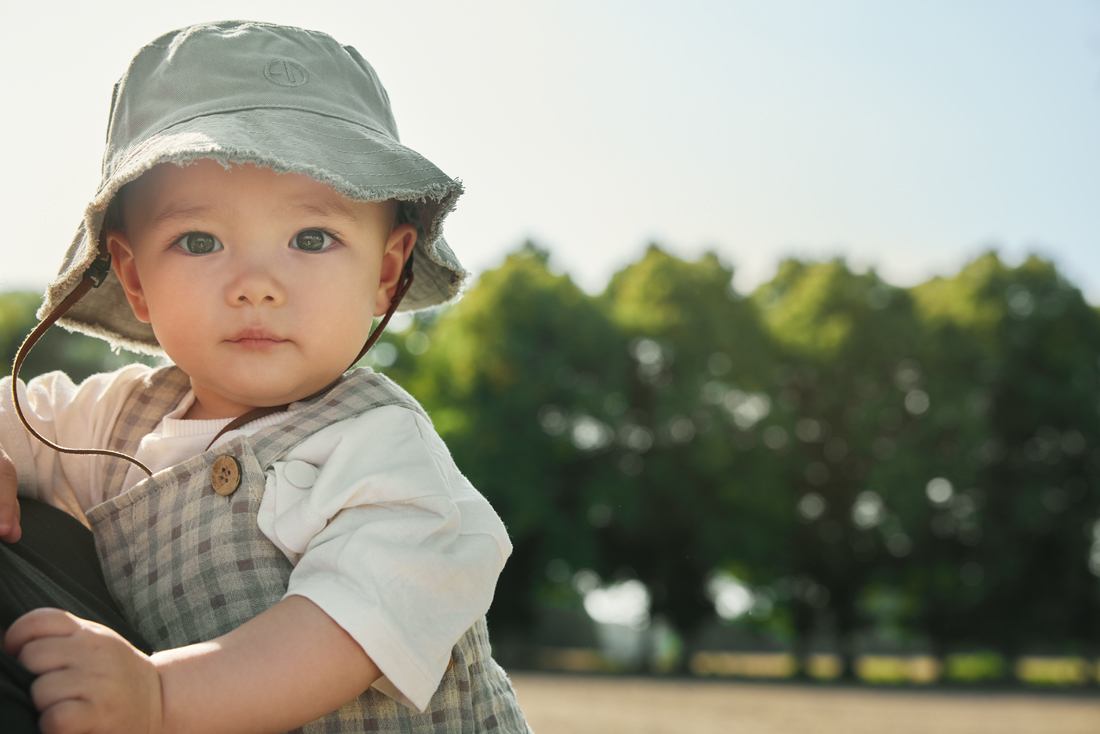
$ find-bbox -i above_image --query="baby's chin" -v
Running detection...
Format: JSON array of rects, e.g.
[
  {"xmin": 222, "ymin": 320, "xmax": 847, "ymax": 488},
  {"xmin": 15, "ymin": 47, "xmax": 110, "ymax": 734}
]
[{"xmin": 186, "ymin": 371, "xmax": 350, "ymax": 420}]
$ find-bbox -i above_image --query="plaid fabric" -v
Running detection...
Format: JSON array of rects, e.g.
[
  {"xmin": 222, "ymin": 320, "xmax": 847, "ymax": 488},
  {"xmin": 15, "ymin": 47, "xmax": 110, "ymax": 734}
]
[
  {"xmin": 87, "ymin": 366, "xmax": 531, "ymax": 733},
  {"xmin": 101, "ymin": 366, "xmax": 191, "ymax": 497}
]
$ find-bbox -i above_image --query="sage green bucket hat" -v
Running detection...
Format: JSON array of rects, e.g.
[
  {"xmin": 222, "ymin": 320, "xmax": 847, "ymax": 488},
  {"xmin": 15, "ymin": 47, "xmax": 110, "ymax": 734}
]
[{"xmin": 42, "ymin": 20, "xmax": 467, "ymax": 355}]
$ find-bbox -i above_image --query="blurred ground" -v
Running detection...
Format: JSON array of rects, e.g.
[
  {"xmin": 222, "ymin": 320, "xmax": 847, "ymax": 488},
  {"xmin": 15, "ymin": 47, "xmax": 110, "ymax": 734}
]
[{"xmin": 509, "ymin": 673, "xmax": 1100, "ymax": 734}]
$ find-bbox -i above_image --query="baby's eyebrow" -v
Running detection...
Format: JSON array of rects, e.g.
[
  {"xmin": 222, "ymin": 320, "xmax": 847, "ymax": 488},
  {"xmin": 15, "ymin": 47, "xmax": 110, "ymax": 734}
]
[
  {"xmin": 147, "ymin": 200, "xmax": 359, "ymax": 228},
  {"xmin": 291, "ymin": 200, "xmax": 360, "ymax": 225},
  {"xmin": 148, "ymin": 202, "xmax": 226, "ymax": 227}
]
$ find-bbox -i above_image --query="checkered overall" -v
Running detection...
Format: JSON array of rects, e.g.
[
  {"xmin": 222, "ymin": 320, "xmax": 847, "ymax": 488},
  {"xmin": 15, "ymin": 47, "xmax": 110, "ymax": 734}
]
[{"xmin": 85, "ymin": 366, "xmax": 530, "ymax": 733}]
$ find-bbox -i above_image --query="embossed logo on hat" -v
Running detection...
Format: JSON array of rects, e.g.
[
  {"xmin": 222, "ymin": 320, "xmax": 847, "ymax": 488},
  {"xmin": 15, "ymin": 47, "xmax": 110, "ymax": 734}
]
[{"xmin": 264, "ymin": 59, "xmax": 309, "ymax": 87}]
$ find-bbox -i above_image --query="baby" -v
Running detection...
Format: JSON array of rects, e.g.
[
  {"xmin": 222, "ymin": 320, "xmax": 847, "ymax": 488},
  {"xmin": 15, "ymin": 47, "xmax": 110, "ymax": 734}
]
[{"xmin": 0, "ymin": 21, "xmax": 529, "ymax": 734}]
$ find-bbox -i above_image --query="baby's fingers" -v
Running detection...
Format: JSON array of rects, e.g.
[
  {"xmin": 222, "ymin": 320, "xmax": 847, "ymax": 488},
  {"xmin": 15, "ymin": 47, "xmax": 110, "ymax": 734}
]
[
  {"xmin": 35, "ymin": 695, "xmax": 92, "ymax": 734},
  {"xmin": 0, "ymin": 447, "xmax": 21, "ymax": 543},
  {"xmin": 14, "ymin": 634, "xmax": 75, "ymax": 676},
  {"xmin": 30, "ymin": 668, "xmax": 88, "ymax": 717},
  {"xmin": 3, "ymin": 608, "xmax": 80, "ymax": 658}
]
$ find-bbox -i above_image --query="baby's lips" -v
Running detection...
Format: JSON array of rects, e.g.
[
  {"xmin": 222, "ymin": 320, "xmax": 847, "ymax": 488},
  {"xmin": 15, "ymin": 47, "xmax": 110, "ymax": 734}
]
[{"xmin": 229, "ymin": 327, "xmax": 285, "ymax": 342}]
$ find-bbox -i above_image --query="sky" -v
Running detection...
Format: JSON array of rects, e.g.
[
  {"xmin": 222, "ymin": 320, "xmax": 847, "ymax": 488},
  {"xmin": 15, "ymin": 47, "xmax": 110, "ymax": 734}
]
[{"xmin": 1, "ymin": 0, "xmax": 1098, "ymax": 301}]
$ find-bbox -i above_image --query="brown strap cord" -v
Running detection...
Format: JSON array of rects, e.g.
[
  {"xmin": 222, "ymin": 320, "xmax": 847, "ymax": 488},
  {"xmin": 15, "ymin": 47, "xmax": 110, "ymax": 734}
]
[
  {"xmin": 10, "ymin": 250, "xmax": 156, "ymax": 476},
  {"xmin": 350, "ymin": 251, "xmax": 416, "ymax": 368},
  {"xmin": 13, "ymin": 249, "xmax": 416, "ymax": 475}
]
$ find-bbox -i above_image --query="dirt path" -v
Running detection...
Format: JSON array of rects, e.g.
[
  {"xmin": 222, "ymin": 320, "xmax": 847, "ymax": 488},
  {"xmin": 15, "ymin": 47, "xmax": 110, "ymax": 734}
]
[{"xmin": 509, "ymin": 673, "xmax": 1100, "ymax": 734}]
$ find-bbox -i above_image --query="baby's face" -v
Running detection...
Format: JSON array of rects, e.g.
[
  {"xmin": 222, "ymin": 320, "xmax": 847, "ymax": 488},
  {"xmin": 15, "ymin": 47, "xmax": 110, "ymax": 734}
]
[{"xmin": 107, "ymin": 160, "xmax": 415, "ymax": 419}]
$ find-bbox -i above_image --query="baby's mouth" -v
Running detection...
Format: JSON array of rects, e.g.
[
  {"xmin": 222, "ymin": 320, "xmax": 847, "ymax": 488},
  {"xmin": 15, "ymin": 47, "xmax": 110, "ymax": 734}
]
[{"xmin": 229, "ymin": 328, "xmax": 288, "ymax": 350}]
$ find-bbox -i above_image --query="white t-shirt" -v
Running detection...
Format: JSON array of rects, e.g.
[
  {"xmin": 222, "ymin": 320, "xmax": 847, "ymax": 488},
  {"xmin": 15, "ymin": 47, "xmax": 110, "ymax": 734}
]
[{"xmin": 0, "ymin": 364, "xmax": 511, "ymax": 712}]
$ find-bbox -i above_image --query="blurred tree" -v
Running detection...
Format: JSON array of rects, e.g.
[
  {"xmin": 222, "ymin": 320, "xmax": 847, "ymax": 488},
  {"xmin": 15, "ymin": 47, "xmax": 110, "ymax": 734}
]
[
  {"xmin": 752, "ymin": 258, "xmax": 931, "ymax": 677},
  {"xmin": 600, "ymin": 245, "xmax": 786, "ymax": 656},
  {"xmin": 910, "ymin": 253, "xmax": 1100, "ymax": 657}
]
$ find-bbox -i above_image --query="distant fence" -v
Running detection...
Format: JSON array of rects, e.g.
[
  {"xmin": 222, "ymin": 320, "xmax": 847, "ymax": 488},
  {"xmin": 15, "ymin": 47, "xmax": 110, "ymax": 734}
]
[{"xmin": 533, "ymin": 649, "xmax": 1100, "ymax": 686}]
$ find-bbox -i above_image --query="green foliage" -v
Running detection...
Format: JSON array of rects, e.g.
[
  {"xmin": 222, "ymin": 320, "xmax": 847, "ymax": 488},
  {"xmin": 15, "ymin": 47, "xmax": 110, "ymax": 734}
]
[
  {"xmin": 910, "ymin": 253, "xmax": 1100, "ymax": 652},
  {"xmin": 600, "ymin": 246, "xmax": 785, "ymax": 635}
]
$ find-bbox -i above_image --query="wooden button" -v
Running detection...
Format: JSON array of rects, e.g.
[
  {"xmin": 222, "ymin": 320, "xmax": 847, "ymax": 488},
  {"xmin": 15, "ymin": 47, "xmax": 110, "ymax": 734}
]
[{"xmin": 211, "ymin": 455, "xmax": 242, "ymax": 496}]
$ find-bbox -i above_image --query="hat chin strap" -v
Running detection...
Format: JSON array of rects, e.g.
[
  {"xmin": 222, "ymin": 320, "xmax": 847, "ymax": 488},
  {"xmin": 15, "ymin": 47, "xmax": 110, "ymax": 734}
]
[
  {"xmin": 350, "ymin": 251, "xmax": 416, "ymax": 369},
  {"xmin": 11, "ymin": 250, "xmax": 415, "ymax": 477}
]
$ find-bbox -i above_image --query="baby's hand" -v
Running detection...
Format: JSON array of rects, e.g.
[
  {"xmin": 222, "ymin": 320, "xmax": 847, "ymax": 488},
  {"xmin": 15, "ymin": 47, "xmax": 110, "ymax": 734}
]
[
  {"xmin": 0, "ymin": 446, "xmax": 20, "ymax": 543},
  {"xmin": 3, "ymin": 608, "xmax": 164, "ymax": 734}
]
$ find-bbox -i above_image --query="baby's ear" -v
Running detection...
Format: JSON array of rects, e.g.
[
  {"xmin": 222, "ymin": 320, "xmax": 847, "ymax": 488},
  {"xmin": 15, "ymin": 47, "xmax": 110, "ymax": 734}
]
[
  {"xmin": 374, "ymin": 224, "xmax": 417, "ymax": 317},
  {"xmin": 107, "ymin": 230, "xmax": 151, "ymax": 323}
]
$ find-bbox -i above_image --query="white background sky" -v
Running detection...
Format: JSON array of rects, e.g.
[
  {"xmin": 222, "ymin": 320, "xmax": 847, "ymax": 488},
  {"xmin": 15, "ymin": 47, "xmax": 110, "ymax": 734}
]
[{"xmin": 2, "ymin": 1, "xmax": 1098, "ymax": 301}]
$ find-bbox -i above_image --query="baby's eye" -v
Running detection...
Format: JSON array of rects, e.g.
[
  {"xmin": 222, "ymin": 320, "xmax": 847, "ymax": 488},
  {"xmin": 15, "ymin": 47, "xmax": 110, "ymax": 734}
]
[
  {"xmin": 292, "ymin": 229, "xmax": 334, "ymax": 252},
  {"xmin": 174, "ymin": 232, "xmax": 222, "ymax": 255}
]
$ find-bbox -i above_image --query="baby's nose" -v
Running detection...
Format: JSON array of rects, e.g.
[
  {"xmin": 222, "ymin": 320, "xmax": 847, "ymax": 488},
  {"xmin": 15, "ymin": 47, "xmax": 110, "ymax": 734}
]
[{"xmin": 227, "ymin": 266, "xmax": 287, "ymax": 307}]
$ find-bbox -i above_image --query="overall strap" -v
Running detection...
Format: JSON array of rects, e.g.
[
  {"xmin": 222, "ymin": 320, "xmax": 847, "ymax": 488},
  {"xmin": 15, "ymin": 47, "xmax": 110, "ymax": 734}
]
[
  {"xmin": 247, "ymin": 368, "xmax": 429, "ymax": 469},
  {"xmin": 102, "ymin": 366, "xmax": 191, "ymax": 499}
]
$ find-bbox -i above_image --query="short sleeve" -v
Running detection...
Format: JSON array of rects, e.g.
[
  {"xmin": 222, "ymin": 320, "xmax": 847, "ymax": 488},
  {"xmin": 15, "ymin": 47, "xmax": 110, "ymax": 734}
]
[
  {"xmin": 0, "ymin": 364, "xmax": 154, "ymax": 516},
  {"xmin": 255, "ymin": 405, "xmax": 511, "ymax": 712}
]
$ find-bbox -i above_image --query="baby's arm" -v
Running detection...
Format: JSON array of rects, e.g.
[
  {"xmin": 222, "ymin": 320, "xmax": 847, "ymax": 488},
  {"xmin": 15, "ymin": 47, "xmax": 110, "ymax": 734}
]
[
  {"xmin": 4, "ymin": 595, "xmax": 380, "ymax": 734},
  {"xmin": 153, "ymin": 595, "xmax": 380, "ymax": 733}
]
